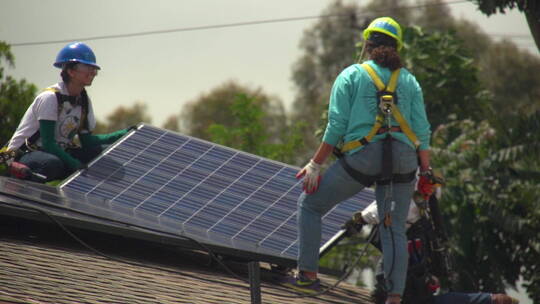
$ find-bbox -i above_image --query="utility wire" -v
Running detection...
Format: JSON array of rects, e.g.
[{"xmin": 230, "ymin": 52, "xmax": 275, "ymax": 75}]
[{"xmin": 11, "ymin": 0, "xmax": 471, "ymax": 47}]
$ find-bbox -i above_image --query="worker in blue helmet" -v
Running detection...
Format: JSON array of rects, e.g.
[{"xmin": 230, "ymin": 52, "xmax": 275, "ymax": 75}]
[{"xmin": 5, "ymin": 42, "xmax": 132, "ymax": 182}]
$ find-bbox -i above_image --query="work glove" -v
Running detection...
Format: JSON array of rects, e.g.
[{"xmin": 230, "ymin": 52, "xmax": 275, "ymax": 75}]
[
  {"xmin": 417, "ymin": 175, "xmax": 435, "ymax": 201},
  {"xmin": 127, "ymin": 125, "xmax": 138, "ymax": 132},
  {"xmin": 296, "ymin": 159, "xmax": 321, "ymax": 194}
]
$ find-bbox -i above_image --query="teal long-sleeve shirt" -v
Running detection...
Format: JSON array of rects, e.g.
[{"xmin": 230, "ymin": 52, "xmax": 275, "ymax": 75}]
[{"xmin": 322, "ymin": 60, "xmax": 431, "ymax": 153}]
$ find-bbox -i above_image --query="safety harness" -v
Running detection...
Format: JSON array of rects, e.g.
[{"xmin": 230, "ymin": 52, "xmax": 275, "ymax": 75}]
[
  {"xmin": 341, "ymin": 63, "xmax": 420, "ymax": 153},
  {"xmin": 23, "ymin": 87, "xmax": 89, "ymax": 151},
  {"xmin": 0, "ymin": 88, "xmax": 89, "ymax": 165},
  {"xmin": 338, "ymin": 63, "xmax": 419, "ymax": 187}
]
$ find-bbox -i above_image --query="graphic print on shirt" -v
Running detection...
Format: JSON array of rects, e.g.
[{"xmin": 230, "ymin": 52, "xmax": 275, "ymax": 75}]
[{"xmin": 56, "ymin": 103, "xmax": 81, "ymax": 146}]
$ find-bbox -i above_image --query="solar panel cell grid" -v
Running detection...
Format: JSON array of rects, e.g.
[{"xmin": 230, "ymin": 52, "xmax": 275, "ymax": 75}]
[{"xmin": 60, "ymin": 124, "xmax": 375, "ymax": 260}]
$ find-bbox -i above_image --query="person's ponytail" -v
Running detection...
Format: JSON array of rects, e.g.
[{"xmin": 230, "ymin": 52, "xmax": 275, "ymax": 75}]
[{"xmin": 367, "ymin": 42, "xmax": 402, "ymax": 71}]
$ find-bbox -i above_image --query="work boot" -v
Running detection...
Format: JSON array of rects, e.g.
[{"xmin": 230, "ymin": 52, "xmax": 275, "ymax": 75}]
[
  {"xmin": 491, "ymin": 294, "xmax": 519, "ymax": 304},
  {"xmin": 280, "ymin": 272, "xmax": 322, "ymax": 294}
]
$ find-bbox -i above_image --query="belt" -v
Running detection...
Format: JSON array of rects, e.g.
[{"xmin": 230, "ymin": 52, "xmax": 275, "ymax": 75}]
[{"xmin": 377, "ymin": 126, "xmax": 402, "ymax": 134}]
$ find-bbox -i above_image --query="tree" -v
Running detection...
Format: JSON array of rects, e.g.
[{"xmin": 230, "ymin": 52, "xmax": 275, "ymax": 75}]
[
  {"xmin": 0, "ymin": 41, "xmax": 37, "ymax": 147},
  {"xmin": 93, "ymin": 102, "xmax": 152, "ymax": 133},
  {"xmin": 291, "ymin": 0, "xmax": 365, "ymax": 155},
  {"xmin": 480, "ymin": 41, "xmax": 540, "ymax": 117},
  {"xmin": 400, "ymin": 26, "xmax": 490, "ymax": 130},
  {"xmin": 161, "ymin": 115, "xmax": 180, "ymax": 132},
  {"xmin": 177, "ymin": 80, "xmax": 287, "ymax": 144},
  {"xmin": 207, "ymin": 93, "xmax": 306, "ymax": 165},
  {"xmin": 450, "ymin": 19, "xmax": 540, "ymax": 122},
  {"xmin": 468, "ymin": 0, "xmax": 540, "ymax": 52},
  {"xmin": 431, "ymin": 113, "xmax": 540, "ymax": 301}
]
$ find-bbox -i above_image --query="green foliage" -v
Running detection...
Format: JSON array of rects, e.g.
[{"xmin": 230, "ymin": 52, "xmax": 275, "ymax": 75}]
[
  {"xmin": 468, "ymin": 0, "xmax": 540, "ymax": 52},
  {"xmin": 401, "ymin": 26, "xmax": 490, "ymax": 131},
  {"xmin": 93, "ymin": 102, "xmax": 152, "ymax": 134},
  {"xmin": 431, "ymin": 114, "xmax": 540, "ymax": 300},
  {"xmin": 469, "ymin": 0, "xmax": 530, "ymax": 15},
  {"xmin": 481, "ymin": 42, "xmax": 540, "ymax": 119},
  {"xmin": 290, "ymin": 0, "xmax": 365, "ymax": 157},
  {"xmin": 179, "ymin": 81, "xmax": 286, "ymax": 145},
  {"xmin": 207, "ymin": 93, "xmax": 305, "ymax": 165},
  {"xmin": 0, "ymin": 41, "xmax": 37, "ymax": 147},
  {"xmin": 161, "ymin": 115, "xmax": 180, "ymax": 132}
]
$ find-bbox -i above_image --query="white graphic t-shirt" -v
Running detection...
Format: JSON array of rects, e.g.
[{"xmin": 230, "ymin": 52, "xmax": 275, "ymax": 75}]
[{"xmin": 8, "ymin": 82, "xmax": 96, "ymax": 150}]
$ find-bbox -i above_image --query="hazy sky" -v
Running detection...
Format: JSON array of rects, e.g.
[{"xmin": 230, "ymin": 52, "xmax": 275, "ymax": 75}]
[{"xmin": 1, "ymin": 0, "xmax": 536, "ymax": 129}]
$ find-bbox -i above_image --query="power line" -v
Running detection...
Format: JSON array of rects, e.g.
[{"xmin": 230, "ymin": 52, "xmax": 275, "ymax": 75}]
[
  {"xmin": 10, "ymin": 0, "xmax": 470, "ymax": 47},
  {"xmin": 491, "ymin": 34, "xmax": 534, "ymax": 40}
]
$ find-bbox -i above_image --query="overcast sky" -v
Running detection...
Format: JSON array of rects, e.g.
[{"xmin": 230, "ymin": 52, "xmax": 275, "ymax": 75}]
[{"xmin": 1, "ymin": 0, "xmax": 536, "ymax": 129}]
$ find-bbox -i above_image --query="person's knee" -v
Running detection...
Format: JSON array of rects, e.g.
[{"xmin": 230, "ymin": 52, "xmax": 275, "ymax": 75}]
[
  {"xmin": 491, "ymin": 294, "xmax": 519, "ymax": 304},
  {"xmin": 40, "ymin": 157, "xmax": 66, "ymax": 181},
  {"xmin": 299, "ymin": 193, "xmax": 330, "ymax": 215},
  {"xmin": 20, "ymin": 152, "xmax": 66, "ymax": 181}
]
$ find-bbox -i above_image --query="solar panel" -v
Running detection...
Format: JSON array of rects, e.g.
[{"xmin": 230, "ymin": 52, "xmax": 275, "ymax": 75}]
[{"xmin": 58, "ymin": 124, "xmax": 375, "ymax": 261}]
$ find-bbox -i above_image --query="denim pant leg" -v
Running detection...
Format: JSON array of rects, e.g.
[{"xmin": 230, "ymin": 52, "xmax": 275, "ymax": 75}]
[
  {"xmin": 376, "ymin": 181, "xmax": 414, "ymax": 295},
  {"xmin": 19, "ymin": 151, "xmax": 67, "ymax": 182},
  {"xmin": 297, "ymin": 142, "xmax": 385, "ymax": 272},
  {"xmin": 297, "ymin": 160, "xmax": 368, "ymax": 272},
  {"xmin": 375, "ymin": 140, "xmax": 417, "ymax": 296}
]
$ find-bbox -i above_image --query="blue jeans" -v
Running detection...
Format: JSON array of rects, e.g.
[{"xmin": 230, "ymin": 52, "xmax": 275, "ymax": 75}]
[
  {"xmin": 19, "ymin": 151, "xmax": 67, "ymax": 182},
  {"xmin": 433, "ymin": 292, "xmax": 492, "ymax": 304},
  {"xmin": 18, "ymin": 145, "xmax": 103, "ymax": 182},
  {"xmin": 297, "ymin": 139, "xmax": 417, "ymax": 296}
]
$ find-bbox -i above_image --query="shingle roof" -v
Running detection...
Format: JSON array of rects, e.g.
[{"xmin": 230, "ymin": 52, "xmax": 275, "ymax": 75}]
[{"xmin": 0, "ymin": 216, "xmax": 373, "ymax": 304}]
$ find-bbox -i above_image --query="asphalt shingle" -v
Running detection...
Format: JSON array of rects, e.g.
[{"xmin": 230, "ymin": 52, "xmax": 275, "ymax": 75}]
[{"xmin": 0, "ymin": 218, "xmax": 373, "ymax": 304}]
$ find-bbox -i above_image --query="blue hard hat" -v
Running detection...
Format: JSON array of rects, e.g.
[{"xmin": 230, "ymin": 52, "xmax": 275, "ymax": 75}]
[{"xmin": 53, "ymin": 42, "xmax": 101, "ymax": 69}]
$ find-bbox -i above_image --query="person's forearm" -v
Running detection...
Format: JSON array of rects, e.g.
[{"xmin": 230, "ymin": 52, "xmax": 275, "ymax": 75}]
[
  {"xmin": 417, "ymin": 149, "xmax": 430, "ymax": 171},
  {"xmin": 40, "ymin": 120, "xmax": 81, "ymax": 170},
  {"xmin": 80, "ymin": 128, "xmax": 128, "ymax": 148},
  {"xmin": 311, "ymin": 142, "xmax": 335, "ymax": 164}
]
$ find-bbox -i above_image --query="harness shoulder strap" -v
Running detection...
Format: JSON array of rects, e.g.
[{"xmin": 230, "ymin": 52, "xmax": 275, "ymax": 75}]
[
  {"xmin": 361, "ymin": 63, "xmax": 401, "ymax": 93},
  {"xmin": 361, "ymin": 63, "xmax": 386, "ymax": 91},
  {"xmin": 341, "ymin": 64, "xmax": 419, "ymax": 152},
  {"xmin": 25, "ymin": 87, "xmax": 89, "ymax": 147},
  {"xmin": 79, "ymin": 89, "xmax": 89, "ymax": 132}
]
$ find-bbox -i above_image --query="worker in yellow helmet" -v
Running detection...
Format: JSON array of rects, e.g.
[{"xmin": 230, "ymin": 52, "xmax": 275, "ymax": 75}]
[
  {"xmin": 282, "ymin": 17, "xmax": 432, "ymax": 304},
  {"xmin": 363, "ymin": 16, "xmax": 404, "ymax": 51}
]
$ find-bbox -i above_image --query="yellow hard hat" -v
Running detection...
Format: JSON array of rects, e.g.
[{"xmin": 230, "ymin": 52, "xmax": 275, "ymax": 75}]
[{"xmin": 363, "ymin": 17, "xmax": 403, "ymax": 50}]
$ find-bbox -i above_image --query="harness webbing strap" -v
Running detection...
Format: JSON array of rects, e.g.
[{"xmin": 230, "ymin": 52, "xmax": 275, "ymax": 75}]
[
  {"xmin": 340, "ymin": 64, "xmax": 420, "ymax": 153},
  {"xmin": 388, "ymin": 102, "xmax": 420, "ymax": 147},
  {"xmin": 339, "ymin": 155, "xmax": 416, "ymax": 186},
  {"xmin": 362, "ymin": 63, "xmax": 400, "ymax": 93},
  {"xmin": 341, "ymin": 115, "xmax": 383, "ymax": 152},
  {"xmin": 25, "ymin": 87, "xmax": 89, "ymax": 148}
]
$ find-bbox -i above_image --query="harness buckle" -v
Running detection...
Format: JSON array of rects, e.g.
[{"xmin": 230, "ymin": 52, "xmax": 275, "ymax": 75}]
[{"xmin": 379, "ymin": 95, "xmax": 394, "ymax": 115}]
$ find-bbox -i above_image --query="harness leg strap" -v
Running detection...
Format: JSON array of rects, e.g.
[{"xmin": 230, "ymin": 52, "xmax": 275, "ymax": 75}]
[{"xmin": 339, "ymin": 157, "xmax": 377, "ymax": 187}]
